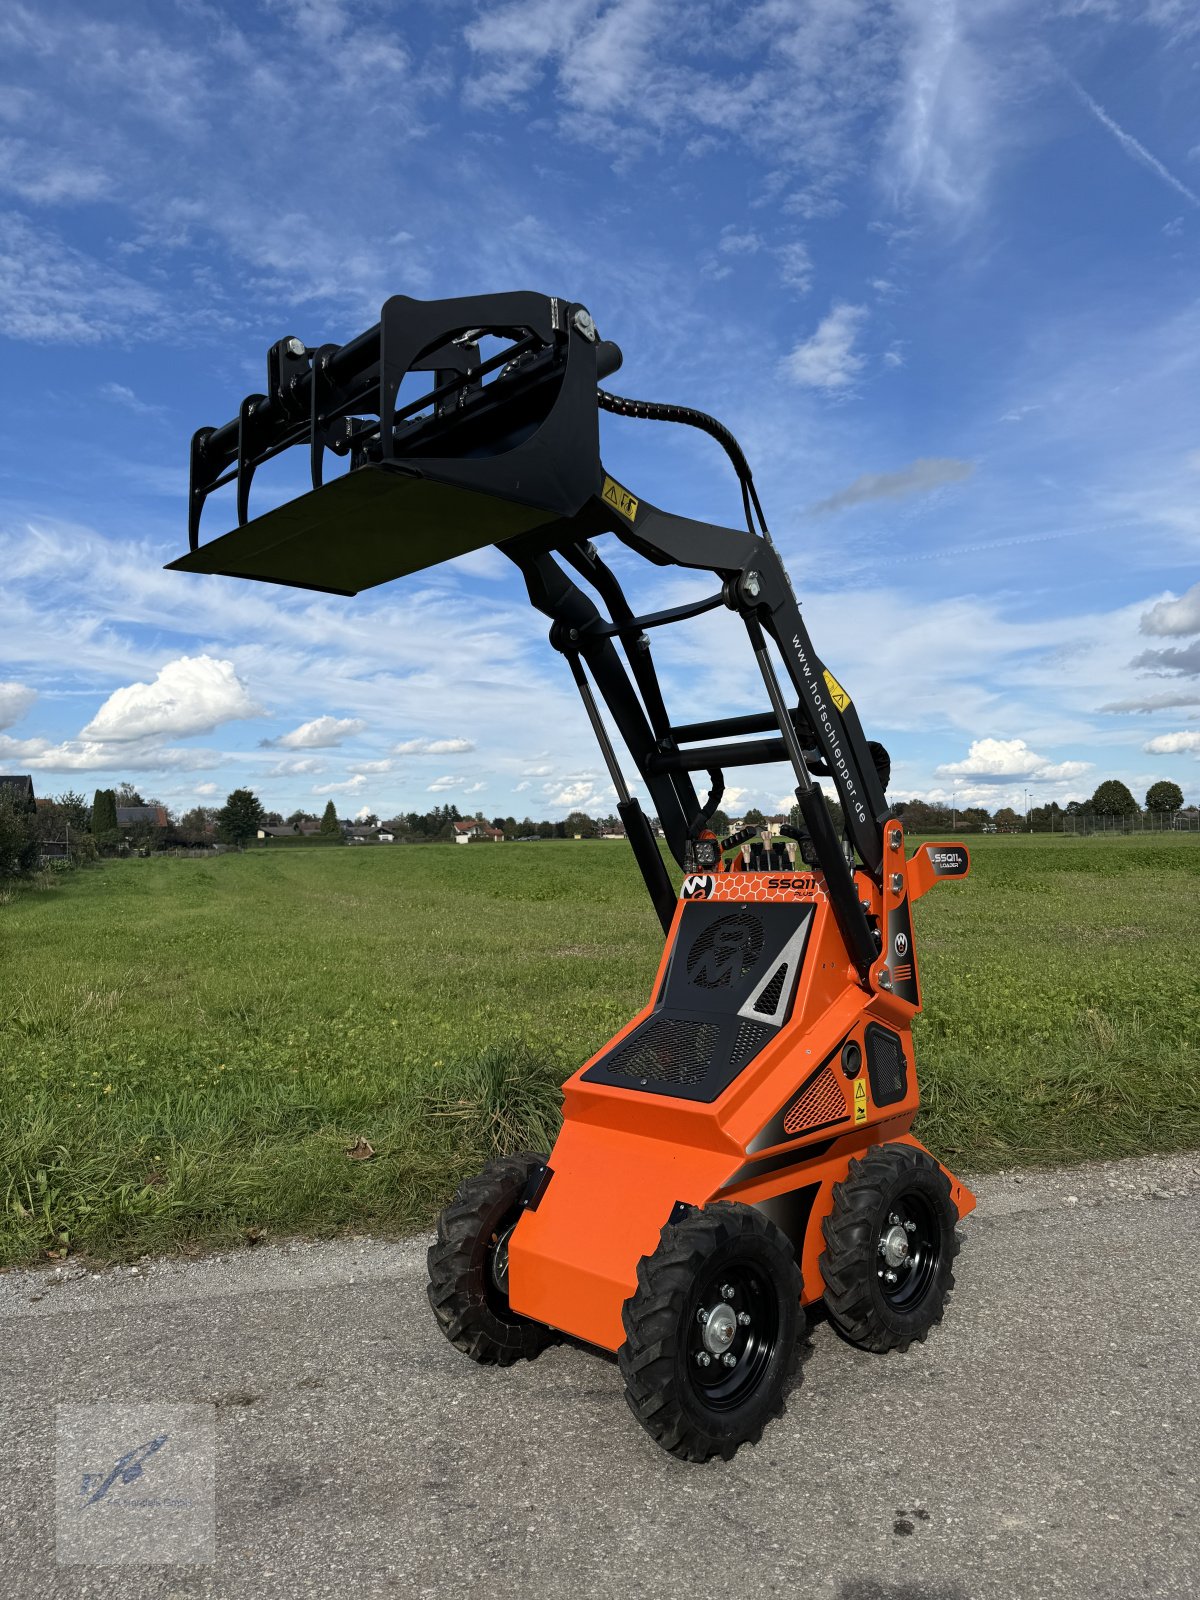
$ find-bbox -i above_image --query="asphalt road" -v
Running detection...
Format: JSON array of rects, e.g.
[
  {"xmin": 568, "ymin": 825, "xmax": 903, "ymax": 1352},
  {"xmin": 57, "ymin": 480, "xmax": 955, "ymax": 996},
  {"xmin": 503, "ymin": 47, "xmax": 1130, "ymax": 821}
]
[{"xmin": 2, "ymin": 1151, "xmax": 1196, "ymax": 1600}]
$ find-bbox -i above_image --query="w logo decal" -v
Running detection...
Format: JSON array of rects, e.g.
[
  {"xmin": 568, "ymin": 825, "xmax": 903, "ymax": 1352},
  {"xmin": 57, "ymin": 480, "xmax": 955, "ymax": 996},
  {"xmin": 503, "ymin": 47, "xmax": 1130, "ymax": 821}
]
[{"xmin": 680, "ymin": 874, "xmax": 715, "ymax": 900}]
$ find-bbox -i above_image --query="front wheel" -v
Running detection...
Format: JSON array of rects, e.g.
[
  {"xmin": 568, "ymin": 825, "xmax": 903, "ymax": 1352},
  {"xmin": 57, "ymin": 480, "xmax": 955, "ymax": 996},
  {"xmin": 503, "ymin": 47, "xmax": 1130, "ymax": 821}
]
[
  {"xmin": 819, "ymin": 1143, "xmax": 960, "ymax": 1353},
  {"xmin": 427, "ymin": 1153, "xmax": 558, "ymax": 1365},
  {"xmin": 618, "ymin": 1202, "xmax": 803, "ymax": 1463}
]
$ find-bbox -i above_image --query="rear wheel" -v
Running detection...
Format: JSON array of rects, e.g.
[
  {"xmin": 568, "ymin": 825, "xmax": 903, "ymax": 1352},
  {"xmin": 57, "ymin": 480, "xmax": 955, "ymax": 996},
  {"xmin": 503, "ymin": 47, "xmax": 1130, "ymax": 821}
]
[
  {"xmin": 819, "ymin": 1143, "xmax": 959, "ymax": 1353},
  {"xmin": 427, "ymin": 1153, "xmax": 558, "ymax": 1365},
  {"xmin": 618, "ymin": 1202, "xmax": 803, "ymax": 1463}
]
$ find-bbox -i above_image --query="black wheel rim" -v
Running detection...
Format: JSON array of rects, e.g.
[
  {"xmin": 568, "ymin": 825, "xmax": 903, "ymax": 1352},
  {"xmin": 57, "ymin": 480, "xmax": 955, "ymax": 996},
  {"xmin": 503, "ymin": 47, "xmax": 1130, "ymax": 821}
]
[
  {"xmin": 685, "ymin": 1260, "xmax": 780, "ymax": 1411},
  {"xmin": 481, "ymin": 1211, "xmax": 520, "ymax": 1316},
  {"xmin": 875, "ymin": 1190, "xmax": 940, "ymax": 1309}
]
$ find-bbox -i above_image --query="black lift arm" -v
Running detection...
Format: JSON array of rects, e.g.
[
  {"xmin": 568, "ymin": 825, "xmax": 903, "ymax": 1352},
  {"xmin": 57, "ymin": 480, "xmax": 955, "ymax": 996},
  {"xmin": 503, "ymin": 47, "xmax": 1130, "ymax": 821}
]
[{"xmin": 169, "ymin": 291, "xmax": 890, "ymax": 978}]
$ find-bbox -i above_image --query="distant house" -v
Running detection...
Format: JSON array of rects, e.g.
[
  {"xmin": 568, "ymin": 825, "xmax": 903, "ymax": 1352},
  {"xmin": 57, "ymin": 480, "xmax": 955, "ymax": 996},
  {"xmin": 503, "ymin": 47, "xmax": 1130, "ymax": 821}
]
[
  {"xmin": 257, "ymin": 824, "xmax": 300, "ymax": 840},
  {"xmin": 297, "ymin": 819, "xmax": 322, "ymax": 835},
  {"xmin": 0, "ymin": 774, "xmax": 36, "ymax": 813},
  {"xmin": 116, "ymin": 805, "xmax": 168, "ymax": 829},
  {"xmin": 453, "ymin": 818, "xmax": 504, "ymax": 844}
]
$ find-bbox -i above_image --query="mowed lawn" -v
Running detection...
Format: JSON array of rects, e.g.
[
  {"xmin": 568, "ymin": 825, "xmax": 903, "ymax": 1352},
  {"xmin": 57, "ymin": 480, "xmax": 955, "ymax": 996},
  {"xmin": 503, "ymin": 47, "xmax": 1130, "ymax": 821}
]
[{"xmin": 2, "ymin": 835, "xmax": 1198, "ymax": 1266}]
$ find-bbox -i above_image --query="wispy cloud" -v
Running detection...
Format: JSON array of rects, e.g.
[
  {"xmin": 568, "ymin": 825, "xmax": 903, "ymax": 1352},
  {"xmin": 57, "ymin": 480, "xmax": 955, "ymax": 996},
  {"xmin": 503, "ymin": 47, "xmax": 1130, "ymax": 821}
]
[
  {"xmin": 1063, "ymin": 73, "xmax": 1200, "ymax": 208},
  {"xmin": 807, "ymin": 457, "xmax": 974, "ymax": 516}
]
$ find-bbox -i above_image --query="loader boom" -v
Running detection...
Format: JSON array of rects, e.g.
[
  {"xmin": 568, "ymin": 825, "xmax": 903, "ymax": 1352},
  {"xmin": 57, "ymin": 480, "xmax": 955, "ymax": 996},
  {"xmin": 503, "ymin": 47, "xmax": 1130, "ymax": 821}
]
[{"xmin": 170, "ymin": 291, "xmax": 890, "ymax": 972}]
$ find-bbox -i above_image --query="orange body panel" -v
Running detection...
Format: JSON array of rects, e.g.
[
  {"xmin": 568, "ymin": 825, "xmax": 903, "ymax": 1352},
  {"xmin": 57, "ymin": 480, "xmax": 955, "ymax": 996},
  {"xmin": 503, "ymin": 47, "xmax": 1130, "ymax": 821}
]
[{"xmin": 507, "ymin": 826, "xmax": 975, "ymax": 1351}]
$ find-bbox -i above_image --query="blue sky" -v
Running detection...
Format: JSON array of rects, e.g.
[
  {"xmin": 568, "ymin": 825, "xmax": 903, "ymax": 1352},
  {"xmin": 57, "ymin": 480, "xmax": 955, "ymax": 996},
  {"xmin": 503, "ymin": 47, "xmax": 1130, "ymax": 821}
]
[{"xmin": 1, "ymin": 0, "xmax": 1198, "ymax": 823}]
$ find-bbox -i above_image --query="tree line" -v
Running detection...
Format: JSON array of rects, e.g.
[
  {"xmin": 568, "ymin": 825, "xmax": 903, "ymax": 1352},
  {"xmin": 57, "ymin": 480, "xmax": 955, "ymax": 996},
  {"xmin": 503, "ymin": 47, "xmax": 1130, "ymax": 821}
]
[{"xmin": 0, "ymin": 773, "xmax": 1193, "ymax": 879}]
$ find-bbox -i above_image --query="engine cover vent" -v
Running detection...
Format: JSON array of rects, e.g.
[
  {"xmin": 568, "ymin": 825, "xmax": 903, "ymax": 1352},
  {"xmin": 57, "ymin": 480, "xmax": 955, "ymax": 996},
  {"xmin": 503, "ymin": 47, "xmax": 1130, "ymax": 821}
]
[
  {"xmin": 865, "ymin": 1023, "xmax": 908, "ymax": 1106},
  {"xmin": 782, "ymin": 1067, "xmax": 849, "ymax": 1135}
]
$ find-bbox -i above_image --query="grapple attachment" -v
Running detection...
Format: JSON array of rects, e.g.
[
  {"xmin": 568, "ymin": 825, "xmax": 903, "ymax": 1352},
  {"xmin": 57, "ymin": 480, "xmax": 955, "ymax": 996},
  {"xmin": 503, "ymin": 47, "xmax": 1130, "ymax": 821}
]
[{"xmin": 167, "ymin": 292, "xmax": 620, "ymax": 595}]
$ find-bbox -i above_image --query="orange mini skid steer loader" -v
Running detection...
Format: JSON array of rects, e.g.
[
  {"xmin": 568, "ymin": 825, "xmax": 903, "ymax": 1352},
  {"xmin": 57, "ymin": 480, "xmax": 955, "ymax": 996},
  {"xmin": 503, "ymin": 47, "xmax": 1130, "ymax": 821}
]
[{"xmin": 172, "ymin": 291, "xmax": 974, "ymax": 1462}]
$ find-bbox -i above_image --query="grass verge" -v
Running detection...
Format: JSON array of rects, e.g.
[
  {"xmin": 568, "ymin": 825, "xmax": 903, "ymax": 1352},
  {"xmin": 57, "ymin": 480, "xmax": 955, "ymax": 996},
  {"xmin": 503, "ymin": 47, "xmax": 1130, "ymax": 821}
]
[{"xmin": 1, "ymin": 835, "xmax": 1197, "ymax": 1265}]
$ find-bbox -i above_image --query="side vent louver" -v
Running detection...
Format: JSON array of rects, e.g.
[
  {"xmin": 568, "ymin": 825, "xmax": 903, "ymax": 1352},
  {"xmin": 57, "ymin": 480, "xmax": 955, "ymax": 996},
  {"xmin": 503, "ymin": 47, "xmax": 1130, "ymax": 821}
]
[{"xmin": 782, "ymin": 1067, "xmax": 849, "ymax": 1135}]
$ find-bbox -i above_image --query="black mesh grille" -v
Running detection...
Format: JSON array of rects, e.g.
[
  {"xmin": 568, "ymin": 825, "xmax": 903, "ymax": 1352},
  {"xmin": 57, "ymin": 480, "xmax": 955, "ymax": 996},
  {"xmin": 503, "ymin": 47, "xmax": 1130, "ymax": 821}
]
[
  {"xmin": 731, "ymin": 1019, "xmax": 773, "ymax": 1070},
  {"xmin": 685, "ymin": 911, "xmax": 765, "ymax": 989},
  {"xmin": 605, "ymin": 1017, "xmax": 721, "ymax": 1085},
  {"xmin": 865, "ymin": 1024, "xmax": 907, "ymax": 1106},
  {"xmin": 753, "ymin": 963, "xmax": 789, "ymax": 1015}
]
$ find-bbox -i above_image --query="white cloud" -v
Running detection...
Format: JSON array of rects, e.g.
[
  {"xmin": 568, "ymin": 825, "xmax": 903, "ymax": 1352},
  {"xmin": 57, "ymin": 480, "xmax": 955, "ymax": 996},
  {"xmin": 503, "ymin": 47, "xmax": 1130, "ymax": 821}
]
[
  {"xmin": 938, "ymin": 738, "xmax": 1091, "ymax": 782},
  {"xmin": 546, "ymin": 778, "xmax": 610, "ymax": 808},
  {"xmin": 718, "ymin": 227, "xmax": 761, "ymax": 256},
  {"xmin": 0, "ymin": 732, "xmax": 218, "ymax": 773},
  {"xmin": 807, "ymin": 457, "xmax": 974, "ymax": 516},
  {"xmin": 1144, "ymin": 730, "xmax": 1200, "ymax": 754},
  {"xmin": 427, "ymin": 774, "xmax": 465, "ymax": 792},
  {"xmin": 319, "ymin": 774, "xmax": 367, "ymax": 794},
  {"xmin": 393, "ymin": 736, "xmax": 475, "ymax": 755},
  {"xmin": 774, "ymin": 240, "xmax": 813, "ymax": 295},
  {"xmin": 782, "ymin": 303, "xmax": 867, "ymax": 390},
  {"xmin": 99, "ymin": 381, "xmax": 161, "ymax": 415},
  {"xmin": 274, "ymin": 715, "xmax": 366, "ymax": 749},
  {"xmin": 195, "ymin": 782, "xmax": 218, "ymax": 796},
  {"xmin": 0, "ymin": 680, "xmax": 36, "ymax": 730},
  {"xmin": 1141, "ymin": 582, "xmax": 1200, "ymax": 638},
  {"xmin": 271, "ymin": 757, "xmax": 327, "ymax": 775},
  {"xmin": 81, "ymin": 655, "xmax": 259, "ymax": 743},
  {"xmin": 462, "ymin": 780, "xmax": 487, "ymax": 795}
]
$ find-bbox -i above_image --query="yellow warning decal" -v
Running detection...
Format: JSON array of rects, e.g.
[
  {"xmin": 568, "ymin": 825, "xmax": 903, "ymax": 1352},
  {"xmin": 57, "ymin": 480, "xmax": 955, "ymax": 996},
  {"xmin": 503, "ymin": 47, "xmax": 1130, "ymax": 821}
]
[
  {"xmin": 853, "ymin": 1079, "xmax": 868, "ymax": 1125},
  {"xmin": 823, "ymin": 668, "xmax": 851, "ymax": 713},
  {"xmin": 602, "ymin": 475, "xmax": 639, "ymax": 522}
]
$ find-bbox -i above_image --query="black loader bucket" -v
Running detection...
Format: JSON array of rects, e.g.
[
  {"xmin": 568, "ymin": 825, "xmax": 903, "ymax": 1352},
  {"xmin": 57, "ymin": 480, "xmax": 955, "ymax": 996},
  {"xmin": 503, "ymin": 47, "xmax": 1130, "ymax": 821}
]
[{"xmin": 167, "ymin": 292, "xmax": 621, "ymax": 595}]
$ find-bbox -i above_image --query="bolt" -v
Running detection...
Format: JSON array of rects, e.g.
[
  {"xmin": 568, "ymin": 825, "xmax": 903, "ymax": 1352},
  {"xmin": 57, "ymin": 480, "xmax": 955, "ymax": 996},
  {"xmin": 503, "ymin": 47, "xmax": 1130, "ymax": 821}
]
[
  {"xmin": 737, "ymin": 1311, "xmax": 751, "ymax": 1326},
  {"xmin": 284, "ymin": 336, "xmax": 306, "ymax": 358},
  {"xmin": 697, "ymin": 1308, "xmax": 709, "ymax": 1325},
  {"xmin": 720, "ymin": 1283, "xmax": 735, "ymax": 1300},
  {"xmin": 889, "ymin": 832, "xmax": 902, "ymax": 852},
  {"xmin": 904, "ymin": 1220, "xmax": 916, "ymax": 1233},
  {"xmin": 722, "ymin": 1352, "xmax": 737, "ymax": 1368},
  {"xmin": 877, "ymin": 968, "xmax": 892, "ymax": 991},
  {"xmin": 885, "ymin": 1270, "xmax": 898, "ymax": 1284},
  {"xmin": 572, "ymin": 307, "xmax": 597, "ymax": 341},
  {"xmin": 696, "ymin": 1350, "xmax": 712, "ymax": 1368},
  {"xmin": 890, "ymin": 873, "xmax": 903, "ymax": 894},
  {"xmin": 889, "ymin": 1213, "xmax": 899, "ymax": 1225},
  {"xmin": 742, "ymin": 570, "xmax": 762, "ymax": 599}
]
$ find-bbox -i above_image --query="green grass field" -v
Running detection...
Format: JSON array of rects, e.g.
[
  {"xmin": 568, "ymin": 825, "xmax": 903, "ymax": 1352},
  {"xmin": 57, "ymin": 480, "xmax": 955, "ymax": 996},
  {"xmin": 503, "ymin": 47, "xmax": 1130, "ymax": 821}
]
[{"xmin": 2, "ymin": 835, "xmax": 1198, "ymax": 1266}]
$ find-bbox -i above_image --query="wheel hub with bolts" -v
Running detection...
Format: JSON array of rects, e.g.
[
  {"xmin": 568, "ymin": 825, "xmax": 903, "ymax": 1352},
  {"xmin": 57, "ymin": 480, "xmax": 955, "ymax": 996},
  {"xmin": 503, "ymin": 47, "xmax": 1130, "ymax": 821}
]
[
  {"xmin": 699, "ymin": 1301, "xmax": 739, "ymax": 1355},
  {"xmin": 685, "ymin": 1260, "xmax": 779, "ymax": 1407},
  {"xmin": 880, "ymin": 1222, "xmax": 911, "ymax": 1268},
  {"xmin": 873, "ymin": 1193, "xmax": 941, "ymax": 1308}
]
